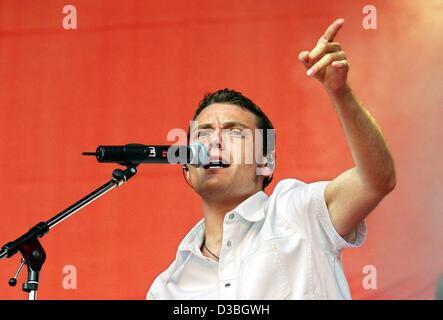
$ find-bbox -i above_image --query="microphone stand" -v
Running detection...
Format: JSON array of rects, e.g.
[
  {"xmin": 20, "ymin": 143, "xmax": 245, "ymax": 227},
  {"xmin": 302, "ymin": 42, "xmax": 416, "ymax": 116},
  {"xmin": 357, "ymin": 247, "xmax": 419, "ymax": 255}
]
[{"xmin": 0, "ymin": 165, "xmax": 138, "ymax": 300}]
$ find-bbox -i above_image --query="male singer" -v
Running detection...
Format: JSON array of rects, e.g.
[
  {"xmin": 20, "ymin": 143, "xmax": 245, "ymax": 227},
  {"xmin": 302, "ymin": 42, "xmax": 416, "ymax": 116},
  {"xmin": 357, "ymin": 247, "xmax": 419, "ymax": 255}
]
[{"xmin": 147, "ymin": 19, "xmax": 396, "ymax": 299}]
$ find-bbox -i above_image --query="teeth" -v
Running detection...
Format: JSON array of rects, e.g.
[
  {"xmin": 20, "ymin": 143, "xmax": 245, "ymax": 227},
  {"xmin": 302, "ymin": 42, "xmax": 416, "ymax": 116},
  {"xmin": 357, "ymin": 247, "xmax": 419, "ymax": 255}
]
[{"xmin": 205, "ymin": 160, "xmax": 229, "ymax": 169}]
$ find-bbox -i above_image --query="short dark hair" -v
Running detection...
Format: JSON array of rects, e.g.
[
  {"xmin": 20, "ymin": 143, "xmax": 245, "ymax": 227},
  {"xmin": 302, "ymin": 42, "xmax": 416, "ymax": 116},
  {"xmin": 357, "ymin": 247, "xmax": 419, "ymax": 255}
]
[{"xmin": 188, "ymin": 88, "xmax": 274, "ymax": 189}]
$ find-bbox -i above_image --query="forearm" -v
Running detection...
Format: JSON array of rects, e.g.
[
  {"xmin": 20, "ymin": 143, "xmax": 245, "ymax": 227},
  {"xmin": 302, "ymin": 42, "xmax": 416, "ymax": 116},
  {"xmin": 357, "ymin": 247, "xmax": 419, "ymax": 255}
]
[{"xmin": 327, "ymin": 85, "xmax": 396, "ymax": 194}]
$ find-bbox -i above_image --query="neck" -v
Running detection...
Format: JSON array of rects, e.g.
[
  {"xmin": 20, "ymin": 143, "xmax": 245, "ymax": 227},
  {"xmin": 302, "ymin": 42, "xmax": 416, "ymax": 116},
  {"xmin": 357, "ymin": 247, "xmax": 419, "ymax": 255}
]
[{"xmin": 201, "ymin": 191, "xmax": 258, "ymax": 256}]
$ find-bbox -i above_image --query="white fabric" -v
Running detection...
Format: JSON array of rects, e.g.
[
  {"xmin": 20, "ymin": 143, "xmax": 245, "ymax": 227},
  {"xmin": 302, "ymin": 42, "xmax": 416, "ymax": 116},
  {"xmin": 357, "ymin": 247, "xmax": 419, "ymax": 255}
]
[{"xmin": 147, "ymin": 179, "xmax": 366, "ymax": 300}]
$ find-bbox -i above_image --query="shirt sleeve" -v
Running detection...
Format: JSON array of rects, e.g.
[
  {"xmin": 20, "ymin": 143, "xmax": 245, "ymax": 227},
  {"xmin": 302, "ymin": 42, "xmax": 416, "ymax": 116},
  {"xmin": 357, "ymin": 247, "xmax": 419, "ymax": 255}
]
[
  {"xmin": 307, "ymin": 181, "xmax": 366, "ymax": 251},
  {"xmin": 146, "ymin": 290, "xmax": 156, "ymax": 300},
  {"xmin": 274, "ymin": 179, "xmax": 367, "ymax": 253}
]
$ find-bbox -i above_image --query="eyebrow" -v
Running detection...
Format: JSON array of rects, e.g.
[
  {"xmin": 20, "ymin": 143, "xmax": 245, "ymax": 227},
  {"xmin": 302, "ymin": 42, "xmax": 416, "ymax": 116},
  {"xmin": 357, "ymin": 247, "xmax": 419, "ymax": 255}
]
[{"xmin": 197, "ymin": 121, "xmax": 251, "ymax": 130}]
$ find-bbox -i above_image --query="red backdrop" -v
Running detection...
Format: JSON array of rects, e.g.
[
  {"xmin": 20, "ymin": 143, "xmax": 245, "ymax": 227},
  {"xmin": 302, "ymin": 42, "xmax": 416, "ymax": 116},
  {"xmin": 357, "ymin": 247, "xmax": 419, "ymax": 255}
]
[{"xmin": 1, "ymin": 0, "xmax": 442, "ymax": 299}]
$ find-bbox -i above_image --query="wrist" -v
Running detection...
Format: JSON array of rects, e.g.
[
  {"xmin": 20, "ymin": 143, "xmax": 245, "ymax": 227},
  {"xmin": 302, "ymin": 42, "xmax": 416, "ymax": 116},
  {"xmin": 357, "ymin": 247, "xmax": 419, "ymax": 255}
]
[{"xmin": 326, "ymin": 82, "xmax": 351, "ymax": 98}]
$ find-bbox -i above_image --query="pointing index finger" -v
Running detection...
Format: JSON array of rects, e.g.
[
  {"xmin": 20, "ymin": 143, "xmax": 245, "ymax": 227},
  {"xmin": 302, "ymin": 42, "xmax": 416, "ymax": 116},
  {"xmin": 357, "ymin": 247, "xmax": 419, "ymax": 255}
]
[{"xmin": 318, "ymin": 18, "xmax": 344, "ymax": 43}]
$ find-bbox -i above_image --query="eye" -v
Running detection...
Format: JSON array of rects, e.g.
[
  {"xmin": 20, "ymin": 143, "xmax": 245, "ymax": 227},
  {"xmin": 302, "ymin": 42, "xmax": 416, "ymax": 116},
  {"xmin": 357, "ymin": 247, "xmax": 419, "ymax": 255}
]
[
  {"xmin": 198, "ymin": 130, "xmax": 212, "ymax": 138},
  {"xmin": 227, "ymin": 129, "xmax": 244, "ymax": 137}
]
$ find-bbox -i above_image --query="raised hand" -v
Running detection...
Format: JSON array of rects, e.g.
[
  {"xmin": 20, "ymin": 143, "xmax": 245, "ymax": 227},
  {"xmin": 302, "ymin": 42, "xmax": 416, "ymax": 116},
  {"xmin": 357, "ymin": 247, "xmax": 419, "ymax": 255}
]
[{"xmin": 298, "ymin": 18, "xmax": 349, "ymax": 92}]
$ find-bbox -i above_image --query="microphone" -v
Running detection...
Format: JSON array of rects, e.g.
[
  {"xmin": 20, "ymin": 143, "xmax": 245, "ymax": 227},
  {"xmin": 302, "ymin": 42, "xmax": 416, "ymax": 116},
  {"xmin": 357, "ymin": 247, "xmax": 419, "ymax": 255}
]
[{"xmin": 82, "ymin": 143, "xmax": 210, "ymax": 167}]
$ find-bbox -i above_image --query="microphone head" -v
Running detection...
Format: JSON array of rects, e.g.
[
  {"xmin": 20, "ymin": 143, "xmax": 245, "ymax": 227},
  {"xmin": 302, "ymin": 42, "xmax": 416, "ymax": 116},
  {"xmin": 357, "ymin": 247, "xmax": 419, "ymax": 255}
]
[{"xmin": 189, "ymin": 143, "xmax": 210, "ymax": 167}]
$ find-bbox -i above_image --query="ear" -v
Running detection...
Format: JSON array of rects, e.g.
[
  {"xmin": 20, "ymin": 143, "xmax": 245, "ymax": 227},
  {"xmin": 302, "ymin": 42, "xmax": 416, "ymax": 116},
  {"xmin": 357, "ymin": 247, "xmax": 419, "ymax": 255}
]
[{"xmin": 183, "ymin": 165, "xmax": 191, "ymax": 180}]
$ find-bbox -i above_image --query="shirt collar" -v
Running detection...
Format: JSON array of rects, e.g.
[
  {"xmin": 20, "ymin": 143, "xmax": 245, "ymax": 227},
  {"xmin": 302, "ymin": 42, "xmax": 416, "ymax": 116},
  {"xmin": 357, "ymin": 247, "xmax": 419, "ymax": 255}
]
[
  {"xmin": 233, "ymin": 191, "xmax": 268, "ymax": 222},
  {"xmin": 178, "ymin": 218, "xmax": 205, "ymax": 254},
  {"xmin": 177, "ymin": 191, "xmax": 268, "ymax": 255}
]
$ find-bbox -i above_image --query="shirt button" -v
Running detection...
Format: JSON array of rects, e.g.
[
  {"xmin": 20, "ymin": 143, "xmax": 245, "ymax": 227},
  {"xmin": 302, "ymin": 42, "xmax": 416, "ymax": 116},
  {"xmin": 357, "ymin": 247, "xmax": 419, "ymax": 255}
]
[
  {"xmin": 228, "ymin": 213, "xmax": 235, "ymax": 220},
  {"xmin": 227, "ymin": 240, "xmax": 232, "ymax": 247},
  {"xmin": 225, "ymin": 283, "xmax": 231, "ymax": 288}
]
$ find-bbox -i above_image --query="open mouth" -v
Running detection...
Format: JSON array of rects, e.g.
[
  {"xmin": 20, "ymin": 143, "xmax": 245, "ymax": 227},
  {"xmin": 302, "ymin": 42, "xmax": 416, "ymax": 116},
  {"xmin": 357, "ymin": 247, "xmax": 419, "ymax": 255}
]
[{"xmin": 203, "ymin": 160, "xmax": 230, "ymax": 169}]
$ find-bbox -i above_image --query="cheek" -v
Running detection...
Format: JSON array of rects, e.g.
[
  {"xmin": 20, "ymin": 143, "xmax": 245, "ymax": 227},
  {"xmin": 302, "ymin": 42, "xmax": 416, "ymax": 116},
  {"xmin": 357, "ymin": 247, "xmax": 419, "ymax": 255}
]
[
  {"xmin": 243, "ymin": 136, "xmax": 256, "ymax": 165},
  {"xmin": 233, "ymin": 163, "xmax": 258, "ymax": 180},
  {"xmin": 238, "ymin": 136, "xmax": 256, "ymax": 165},
  {"xmin": 224, "ymin": 137, "xmax": 256, "ymax": 165},
  {"xmin": 188, "ymin": 169, "xmax": 199, "ymax": 185}
]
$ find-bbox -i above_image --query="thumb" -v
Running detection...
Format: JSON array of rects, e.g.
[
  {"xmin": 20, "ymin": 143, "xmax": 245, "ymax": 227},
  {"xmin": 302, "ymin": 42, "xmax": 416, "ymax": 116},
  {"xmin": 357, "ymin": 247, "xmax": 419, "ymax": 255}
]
[{"xmin": 298, "ymin": 51, "xmax": 309, "ymax": 63}]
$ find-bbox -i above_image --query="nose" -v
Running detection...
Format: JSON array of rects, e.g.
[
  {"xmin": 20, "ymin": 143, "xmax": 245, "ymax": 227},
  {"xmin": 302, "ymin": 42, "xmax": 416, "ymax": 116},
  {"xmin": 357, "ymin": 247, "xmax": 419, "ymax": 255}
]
[{"xmin": 208, "ymin": 128, "xmax": 223, "ymax": 151}]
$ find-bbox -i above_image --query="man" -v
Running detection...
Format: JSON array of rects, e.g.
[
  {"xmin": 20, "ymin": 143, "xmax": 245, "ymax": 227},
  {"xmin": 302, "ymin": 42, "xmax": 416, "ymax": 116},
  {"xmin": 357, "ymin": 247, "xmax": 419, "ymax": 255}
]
[{"xmin": 147, "ymin": 18, "xmax": 396, "ymax": 299}]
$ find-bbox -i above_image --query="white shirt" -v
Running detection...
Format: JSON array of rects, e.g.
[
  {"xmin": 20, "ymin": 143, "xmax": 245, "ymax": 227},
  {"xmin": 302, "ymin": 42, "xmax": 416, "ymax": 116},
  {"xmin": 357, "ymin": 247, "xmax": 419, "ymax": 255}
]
[{"xmin": 147, "ymin": 179, "xmax": 366, "ymax": 300}]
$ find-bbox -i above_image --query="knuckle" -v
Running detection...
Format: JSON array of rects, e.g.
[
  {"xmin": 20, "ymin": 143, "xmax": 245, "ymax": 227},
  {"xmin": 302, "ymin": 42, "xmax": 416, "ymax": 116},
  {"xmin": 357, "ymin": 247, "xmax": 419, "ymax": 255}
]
[{"xmin": 330, "ymin": 42, "xmax": 340, "ymax": 49}]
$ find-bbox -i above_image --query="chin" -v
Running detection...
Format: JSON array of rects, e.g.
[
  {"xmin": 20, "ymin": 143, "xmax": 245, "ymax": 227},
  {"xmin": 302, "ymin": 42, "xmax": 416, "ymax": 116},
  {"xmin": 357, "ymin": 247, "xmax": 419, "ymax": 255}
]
[{"xmin": 196, "ymin": 180, "xmax": 235, "ymax": 199}]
